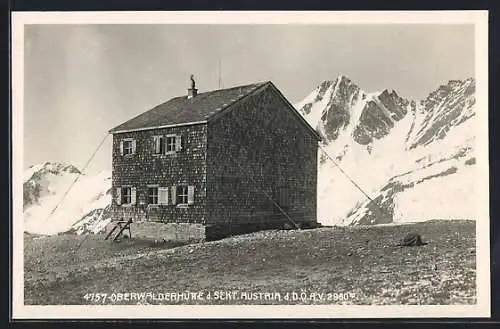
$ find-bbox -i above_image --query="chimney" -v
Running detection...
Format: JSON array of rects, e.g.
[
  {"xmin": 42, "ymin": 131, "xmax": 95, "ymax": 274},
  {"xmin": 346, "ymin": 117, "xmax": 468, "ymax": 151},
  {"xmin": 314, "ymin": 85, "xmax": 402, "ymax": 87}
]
[{"xmin": 188, "ymin": 74, "xmax": 198, "ymax": 99}]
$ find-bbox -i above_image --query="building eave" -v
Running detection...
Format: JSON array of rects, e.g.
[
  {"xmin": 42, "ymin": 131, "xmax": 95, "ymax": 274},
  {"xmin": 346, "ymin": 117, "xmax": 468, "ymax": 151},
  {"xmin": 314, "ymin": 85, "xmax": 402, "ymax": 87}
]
[{"xmin": 109, "ymin": 120, "xmax": 207, "ymax": 134}]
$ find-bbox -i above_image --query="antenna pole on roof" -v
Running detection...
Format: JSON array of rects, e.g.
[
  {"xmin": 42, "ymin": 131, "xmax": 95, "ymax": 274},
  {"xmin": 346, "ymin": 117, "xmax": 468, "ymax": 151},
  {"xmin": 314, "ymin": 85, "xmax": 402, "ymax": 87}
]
[{"xmin": 218, "ymin": 59, "xmax": 222, "ymax": 89}]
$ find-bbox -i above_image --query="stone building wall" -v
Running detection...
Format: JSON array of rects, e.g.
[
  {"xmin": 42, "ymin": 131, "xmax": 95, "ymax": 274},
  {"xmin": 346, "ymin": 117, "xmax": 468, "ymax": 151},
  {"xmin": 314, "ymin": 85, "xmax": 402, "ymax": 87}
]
[
  {"xmin": 110, "ymin": 83, "xmax": 319, "ymax": 241},
  {"xmin": 111, "ymin": 123, "xmax": 208, "ymax": 224},
  {"xmin": 206, "ymin": 84, "xmax": 319, "ymax": 235}
]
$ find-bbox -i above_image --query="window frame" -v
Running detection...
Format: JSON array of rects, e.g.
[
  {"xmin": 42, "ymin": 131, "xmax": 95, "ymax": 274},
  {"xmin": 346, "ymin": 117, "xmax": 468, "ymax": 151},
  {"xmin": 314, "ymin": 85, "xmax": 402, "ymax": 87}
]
[
  {"xmin": 165, "ymin": 134, "xmax": 177, "ymax": 154},
  {"xmin": 121, "ymin": 186, "xmax": 132, "ymax": 205},
  {"xmin": 176, "ymin": 185, "xmax": 189, "ymax": 205},
  {"xmin": 122, "ymin": 138, "xmax": 134, "ymax": 156},
  {"xmin": 147, "ymin": 185, "xmax": 159, "ymax": 206}
]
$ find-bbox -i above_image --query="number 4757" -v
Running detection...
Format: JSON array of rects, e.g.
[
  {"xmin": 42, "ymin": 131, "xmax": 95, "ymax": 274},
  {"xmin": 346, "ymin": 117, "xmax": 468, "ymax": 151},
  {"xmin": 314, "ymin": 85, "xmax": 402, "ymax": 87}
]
[{"xmin": 83, "ymin": 293, "xmax": 108, "ymax": 303}]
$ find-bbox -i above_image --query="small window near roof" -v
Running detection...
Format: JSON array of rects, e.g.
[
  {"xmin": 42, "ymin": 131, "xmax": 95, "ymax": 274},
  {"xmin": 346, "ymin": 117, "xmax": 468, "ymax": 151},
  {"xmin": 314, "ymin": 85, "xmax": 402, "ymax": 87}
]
[
  {"xmin": 165, "ymin": 134, "xmax": 182, "ymax": 154},
  {"xmin": 166, "ymin": 135, "xmax": 176, "ymax": 153},
  {"xmin": 120, "ymin": 139, "xmax": 136, "ymax": 156}
]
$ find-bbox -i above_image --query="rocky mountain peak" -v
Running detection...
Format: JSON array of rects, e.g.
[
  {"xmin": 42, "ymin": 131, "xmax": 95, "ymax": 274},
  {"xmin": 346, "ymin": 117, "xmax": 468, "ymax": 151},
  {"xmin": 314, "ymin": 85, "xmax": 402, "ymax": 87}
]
[
  {"xmin": 296, "ymin": 75, "xmax": 477, "ymax": 226},
  {"xmin": 23, "ymin": 161, "xmax": 111, "ymax": 235},
  {"xmin": 296, "ymin": 74, "xmax": 411, "ymax": 145},
  {"xmin": 24, "ymin": 161, "xmax": 81, "ymax": 183},
  {"xmin": 408, "ymin": 78, "xmax": 475, "ymax": 149}
]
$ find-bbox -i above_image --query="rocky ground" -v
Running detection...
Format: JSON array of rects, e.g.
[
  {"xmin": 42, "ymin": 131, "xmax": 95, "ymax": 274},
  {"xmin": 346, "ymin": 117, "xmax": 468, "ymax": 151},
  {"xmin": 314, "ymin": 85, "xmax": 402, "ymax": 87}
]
[{"xmin": 24, "ymin": 220, "xmax": 476, "ymax": 305}]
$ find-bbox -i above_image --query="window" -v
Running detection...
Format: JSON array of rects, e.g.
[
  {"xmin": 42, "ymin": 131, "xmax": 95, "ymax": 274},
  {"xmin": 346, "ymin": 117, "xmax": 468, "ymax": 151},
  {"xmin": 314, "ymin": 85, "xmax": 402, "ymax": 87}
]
[
  {"xmin": 123, "ymin": 141, "xmax": 133, "ymax": 155},
  {"xmin": 177, "ymin": 185, "xmax": 189, "ymax": 205},
  {"xmin": 166, "ymin": 135, "xmax": 177, "ymax": 153},
  {"xmin": 115, "ymin": 186, "xmax": 136, "ymax": 206},
  {"xmin": 122, "ymin": 187, "xmax": 131, "ymax": 204},
  {"xmin": 147, "ymin": 186, "xmax": 169, "ymax": 205},
  {"xmin": 116, "ymin": 186, "xmax": 135, "ymax": 205},
  {"xmin": 120, "ymin": 138, "xmax": 136, "ymax": 156},
  {"xmin": 153, "ymin": 134, "xmax": 182, "ymax": 154},
  {"xmin": 174, "ymin": 185, "xmax": 195, "ymax": 205},
  {"xmin": 148, "ymin": 186, "xmax": 159, "ymax": 205}
]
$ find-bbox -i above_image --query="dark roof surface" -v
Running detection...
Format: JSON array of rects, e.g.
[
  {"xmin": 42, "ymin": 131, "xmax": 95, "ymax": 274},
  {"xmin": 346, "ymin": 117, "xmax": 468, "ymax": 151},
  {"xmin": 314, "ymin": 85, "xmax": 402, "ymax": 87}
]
[{"xmin": 109, "ymin": 82, "xmax": 268, "ymax": 133}]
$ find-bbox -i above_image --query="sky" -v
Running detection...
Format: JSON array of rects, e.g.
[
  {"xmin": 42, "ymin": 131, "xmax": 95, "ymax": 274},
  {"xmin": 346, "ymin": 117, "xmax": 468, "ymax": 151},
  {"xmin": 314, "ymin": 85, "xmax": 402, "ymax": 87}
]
[{"xmin": 23, "ymin": 24, "xmax": 475, "ymax": 174}]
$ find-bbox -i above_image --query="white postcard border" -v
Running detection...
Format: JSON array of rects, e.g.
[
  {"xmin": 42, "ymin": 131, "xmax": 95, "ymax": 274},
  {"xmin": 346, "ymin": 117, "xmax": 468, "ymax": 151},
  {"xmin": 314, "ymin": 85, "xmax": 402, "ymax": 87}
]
[{"xmin": 11, "ymin": 10, "xmax": 490, "ymax": 319}]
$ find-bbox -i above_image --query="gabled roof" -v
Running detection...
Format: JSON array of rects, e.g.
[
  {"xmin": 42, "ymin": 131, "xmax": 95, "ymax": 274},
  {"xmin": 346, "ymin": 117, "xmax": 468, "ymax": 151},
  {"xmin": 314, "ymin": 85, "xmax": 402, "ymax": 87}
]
[
  {"xmin": 109, "ymin": 82, "xmax": 267, "ymax": 133},
  {"xmin": 109, "ymin": 81, "xmax": 322, "ymax": 141}
]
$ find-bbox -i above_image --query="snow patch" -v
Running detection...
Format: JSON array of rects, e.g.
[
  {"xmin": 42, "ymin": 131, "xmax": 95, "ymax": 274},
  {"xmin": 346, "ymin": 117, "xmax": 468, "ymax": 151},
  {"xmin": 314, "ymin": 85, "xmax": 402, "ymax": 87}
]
[
  {"xmin": 393, "ymin": 164, "xmax": 476, "ymax": 222},
  {"xmin": 297, "ymin": 76, "xmax": 478, "ymax": 226},
  {"xmin": 23, "ymin": 164, "xmax": 111, "ymax": 235}
]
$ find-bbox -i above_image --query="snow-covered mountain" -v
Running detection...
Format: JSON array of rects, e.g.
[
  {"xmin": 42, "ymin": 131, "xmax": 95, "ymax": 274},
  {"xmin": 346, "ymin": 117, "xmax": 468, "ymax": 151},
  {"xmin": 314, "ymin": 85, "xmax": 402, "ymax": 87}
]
[
  {"xmin": 23, "ymin": 161, "xmax": 112, "ymax": 235},
  {"xmin": 22, "ymin": 76, "xmax": 477, "ymax": 235},
  {"xmin": 295, "ymin": 75, "xmax": 477, "ymax": 225}
]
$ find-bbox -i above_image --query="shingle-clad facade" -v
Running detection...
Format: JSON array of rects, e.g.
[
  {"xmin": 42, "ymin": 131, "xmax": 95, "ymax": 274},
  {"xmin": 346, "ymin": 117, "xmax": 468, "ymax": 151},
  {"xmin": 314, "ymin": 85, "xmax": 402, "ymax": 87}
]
[{"xmin": 109, "ymin": 81, "xmax": 321, "ymax": 240}]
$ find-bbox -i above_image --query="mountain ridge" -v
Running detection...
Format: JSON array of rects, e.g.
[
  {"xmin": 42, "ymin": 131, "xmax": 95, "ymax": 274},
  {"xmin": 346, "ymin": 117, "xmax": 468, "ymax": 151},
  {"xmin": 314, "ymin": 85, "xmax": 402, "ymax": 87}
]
[
  {"xmin": 295, "ymin": 75, "xmax": 476, "ymax": 225},
  {"xmin": 22, "ymin": 75, "xmax": 477, "ymax": 234}
]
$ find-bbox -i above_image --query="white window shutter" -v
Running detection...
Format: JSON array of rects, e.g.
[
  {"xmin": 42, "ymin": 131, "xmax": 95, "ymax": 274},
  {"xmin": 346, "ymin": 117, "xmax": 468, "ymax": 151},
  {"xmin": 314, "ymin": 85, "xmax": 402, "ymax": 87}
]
[
  {"xmin": 116, "ymin": 187, "xmax": 122, "ymax": 205},
  {"xmin": 158, "ymin": 187, "xmax": 168, "ymax": 205},
  {"xmin": 131, "ymin": 187, "xmax": 137, "ymax": 205},
  {"xmin": 158, "ymin": 187, "xmax": 164, "ymax": 205},
  {"xmin": 187, "ymin": 186, "xmax": 195, "ymax": 205},
  {"xmin": 153, "ymin": 136, "xmax": 161, "ymax": 154},
  {"xmin": 119, "ymin": 141, "xmax": 124, "ymax": 156},
  {"xmin": 132, "ymin": 139, "xmax": 137, "ymax": 154},
  {"xmin": 175, "ymin": 135, "xmax": 182, "ymax": 152},
  {"xmin": 171, "ymin": 186, "xmax": 177, "ymax": 205}
]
